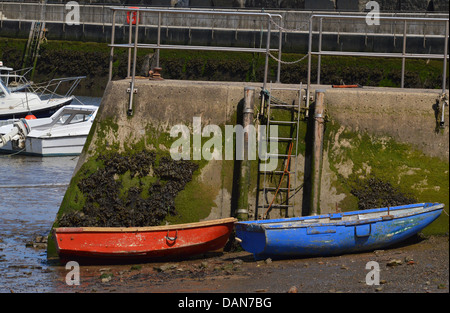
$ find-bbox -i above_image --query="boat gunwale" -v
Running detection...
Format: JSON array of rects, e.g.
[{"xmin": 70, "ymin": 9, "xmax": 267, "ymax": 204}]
[
  {"xmin": 236, "ymin": 203, "xmax": 444, "ymax": 231},
  {"xmin": 54, "ymin": 217, "xmax": 237, "ymax": 233}
]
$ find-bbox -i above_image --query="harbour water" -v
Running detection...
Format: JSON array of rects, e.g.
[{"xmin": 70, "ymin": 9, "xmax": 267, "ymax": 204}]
[{"xmin": 0, "ymin": 96, "xmax": 100, "ymax": 293}]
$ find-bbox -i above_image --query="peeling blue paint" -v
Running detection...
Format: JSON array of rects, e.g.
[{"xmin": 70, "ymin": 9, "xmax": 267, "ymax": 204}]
[{"xmin": 236, "ymin": 203, "xmax": 444, "ymax": 260}]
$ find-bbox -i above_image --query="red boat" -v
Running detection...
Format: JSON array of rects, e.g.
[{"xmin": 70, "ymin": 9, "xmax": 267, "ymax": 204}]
[{"xmin": 53, "ymin": 217, "xmax": 237, "ymax": 262}]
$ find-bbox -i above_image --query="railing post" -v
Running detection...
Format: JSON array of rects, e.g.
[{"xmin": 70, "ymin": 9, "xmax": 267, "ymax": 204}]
[
  {"xmin": 128, "ymin": 10, "xmax": 139, "ymax": 116},
  {"xmin": 127, "ymin": 9, "xmax": 133, "ymax": 79},
  {"xmin": 108, "ymin": 10, "xmax": 117, "ymax": 82},
  {"xmin": 401, "ymin": 20, "xmax": 407, "ymax": 89},
  {"xmin": 276, "ymin": 17, "xmax": 282, "ymax": 83},
  {"xmin": 443, "ymin": 19, "xmax": 449, "ymax": 94},
  {"xmin": 306, "ymin": 16, "xmax": 313, "ymax": 117},
  {"xmin": 156, "ymin": 11, "xmax": 161, "ymax": 68},
  {"xmin": 263, "ymin": 15, "xmax": 271, "ymax": 91},
  {"xmin": 317, "ymin": 17, "xmax": 323, "ymax": 85}
]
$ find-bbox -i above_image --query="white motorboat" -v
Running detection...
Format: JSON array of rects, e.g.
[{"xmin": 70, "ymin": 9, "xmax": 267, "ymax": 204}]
[
  {"xmin": 0, "ymin": 104, "xmax": 98, "ymax": 156},
  {"xmin": 0, "ymin": 79, "xmax": 74, "ymax": 120},
  {"xmin": 0, "ymin": 62, "xmax": 32, "ymax": 92}
]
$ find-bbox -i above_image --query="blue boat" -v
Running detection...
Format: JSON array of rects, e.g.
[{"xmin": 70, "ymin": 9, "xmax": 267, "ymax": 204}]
[{"xmin": 235, "ymin": 203, "xmax": 444, "ymax": 260}]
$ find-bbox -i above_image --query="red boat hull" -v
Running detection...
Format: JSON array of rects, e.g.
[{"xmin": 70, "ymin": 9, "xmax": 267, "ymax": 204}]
[{"xmin": 53, "ymin": 218, "xmax": 236, "ymax": 262}]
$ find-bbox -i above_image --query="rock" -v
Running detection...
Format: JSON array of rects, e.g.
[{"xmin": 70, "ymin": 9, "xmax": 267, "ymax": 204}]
[
  {"xmin": 232, "ymin": 259, "xmax": 243, "ymax": 265},
  {"xmin": 100, "ymin": 273, "xmax": 113, "ymax": 283},
  {"xmin": 288, "ymin": 286, "xmax": 298, "ymax": 293},
  {"xmin": 154, "ymin": 263, "xmax": 178, "ymax": 272},
  {"xmin": 99, "ymin": 268, "xmax": 111, "ymax": 272},
  {"xmin": 387, "ymin": 259, "xmax": 403, "ymax": 266},
  {"xmin": 265, "ymin": 258, "xmax": 272, "ymax": 264}
]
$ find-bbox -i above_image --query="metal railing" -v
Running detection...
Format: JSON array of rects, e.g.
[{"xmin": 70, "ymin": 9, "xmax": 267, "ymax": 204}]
[
  {"xmin": 107, "ymin": 7, "xmax": 283, "ymax": 115},
  {"xmin": 306, "ymin": 14, "xmax": 449, "ymax": 109}
]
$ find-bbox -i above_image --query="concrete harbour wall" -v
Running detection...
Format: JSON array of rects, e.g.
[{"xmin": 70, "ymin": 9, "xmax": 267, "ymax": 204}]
[{"xmin": 58, "ymin": 79, "xmax": 448, "ymax": 228}]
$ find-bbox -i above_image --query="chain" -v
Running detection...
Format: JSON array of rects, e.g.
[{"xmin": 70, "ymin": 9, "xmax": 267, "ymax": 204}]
[
  {"xmin": 268, "ymin": 52, "xmax": 308, "ymax": 65},
  {"xmin": 269, "ymin": 17, "xmax": 307, "ymax": 33}
]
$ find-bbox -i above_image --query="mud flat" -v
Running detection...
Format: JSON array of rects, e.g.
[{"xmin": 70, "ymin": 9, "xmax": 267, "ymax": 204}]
[{"xmin": 50, "ymin": 235, "xmax": 448, "ymax": 294}]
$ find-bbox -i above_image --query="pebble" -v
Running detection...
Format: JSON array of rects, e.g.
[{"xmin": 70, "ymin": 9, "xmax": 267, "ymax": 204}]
[
  {"xmin": 154, "ymin": 263, "xmax": 179, "ymax": 272},
  {"xmin": 387, "ymin": 259, "xmax": 403, "ymax": 266},
  {"xmin": 288, "ymin": 286, "xmax": 298, "ymax": 293}
]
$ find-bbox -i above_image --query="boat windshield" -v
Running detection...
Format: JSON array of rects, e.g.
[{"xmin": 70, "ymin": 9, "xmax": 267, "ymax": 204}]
[
  {"xmin": 0, "ymin": 80, "xmax": 10, "ymax": 97},
  {"xmin": 55, "ymin": 111, "xmax": 94, "ymax": 125}
]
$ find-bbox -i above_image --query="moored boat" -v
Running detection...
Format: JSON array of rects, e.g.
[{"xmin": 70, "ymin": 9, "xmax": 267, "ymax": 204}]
[
  {"xmin": 235, "ymin": 203, "xmax": 444, "ymax": 260},
  {"xmin": 0, "ymin": 79, "xmax": 73, "ymax": 120},
  {"xmin": 0, "ymin": 104, "xmax": 98, "ymax": 156},
  {"xmin": 53, "ymin": 217, "xmax": 237, "ymax": 262}
]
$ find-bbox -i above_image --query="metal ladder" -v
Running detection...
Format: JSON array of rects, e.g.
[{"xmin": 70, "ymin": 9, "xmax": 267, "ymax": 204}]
[
  {"xmin": 256, "ymin": 82, "xmax": 303, "ymax": 219},
  {"xmin": 22, "ymin": 1, "xmax": 47, "ymax": 76}
]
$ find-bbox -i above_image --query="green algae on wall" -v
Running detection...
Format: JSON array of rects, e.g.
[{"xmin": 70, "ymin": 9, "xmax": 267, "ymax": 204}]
[{"xmin": 324, "ymin": 119, "xmax": 449, "ymax": 235}]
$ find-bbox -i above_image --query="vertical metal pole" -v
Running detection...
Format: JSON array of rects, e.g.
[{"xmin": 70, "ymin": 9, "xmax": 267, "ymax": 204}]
[
  {"xmin": 127, "ymin": 9, "xmax": 133, "ymax": 78},
  {"xmin": 276, "ymin": 17, "xmax": 282, "ymax": 83},
  {"xmin": 237, "ymin": 87, "xmax": 255, "ymax": 220},
  {"xmin": 108, "ymin": 10, "xmax": 117, "ymax": 82},
  {"xmin": 128, "ymin": 10, "xmax": 139, "ymax": 116},
  {"xmin": 310, "ymin": 90, "xmax": 325, "ymax": 216},
  {"xmin": 442, "ymin": 20, "xmax": 449, "ymax": 94},
  {"xmin": 263, "ymin": 16, "xmax": 271, "ymax": 91},
  {"xmin": 156, "ymin": 12, "xmax": 161, "ymax": 68},
  {"xmin": 401, "ymin": 20, "xmax": 407, "ymax": 88},
  {"xmin": 317, "ymin": 18, "xmax": 323, "ymax": 85},
  {"xmin": 306, "ymin": 16, "xmax": 313, "ymax": 117}
]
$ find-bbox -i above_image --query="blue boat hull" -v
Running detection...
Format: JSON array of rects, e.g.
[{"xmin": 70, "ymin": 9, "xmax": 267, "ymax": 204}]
[{"xmin": 235, "ymin": 203, "xmax": 444, "ymax": 260}]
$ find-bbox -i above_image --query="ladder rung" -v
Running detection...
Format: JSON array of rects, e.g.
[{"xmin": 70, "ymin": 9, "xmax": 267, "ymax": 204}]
[
  {"xmin": 259, "ymin": 170, "xmax": 293, "ymax": 174},
  {"xmin": 268, "ymin": 137, "xmax": 295, "ymax": 141},
  {"xmin": 269, "ymin": 104, "xmax": 299, "ymax": 108},
  {"xmin": 266, "ymin": 153, "xmax": 291, "ymax": 157},
  {"xmin": 261, "ymin": 187, "xmax": 296, "ymax": 191},
  {"xmin": 258, "ymin": 204, "xmax": 294, "ymax": 208},
  {"xmin": 269, "ymin": 120, "xmax": 297, "ymax": 124}
]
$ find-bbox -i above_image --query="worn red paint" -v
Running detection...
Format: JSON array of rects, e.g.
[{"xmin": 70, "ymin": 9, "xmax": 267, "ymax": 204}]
[{"xmin": 53, "ymin": 218, "xmax": 236, "ymax": 261}]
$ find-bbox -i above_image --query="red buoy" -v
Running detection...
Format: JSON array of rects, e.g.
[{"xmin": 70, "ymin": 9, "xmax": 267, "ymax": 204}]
[{"xmin": 25, "ymin": 114, "xmax": 37, "ymax": 120}]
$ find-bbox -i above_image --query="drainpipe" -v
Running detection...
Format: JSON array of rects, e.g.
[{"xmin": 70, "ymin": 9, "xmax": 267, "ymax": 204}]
[
  {"xmin": 236, "ymin": 87, "xmax": 255, "ymax": 220},
  {"xmin": 439, "ymin": 93, "xmax": 448, "ymax": 129},
  {"xmin": 310, "ymin": 90, "xmax": 326, "ymax": 215}
]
